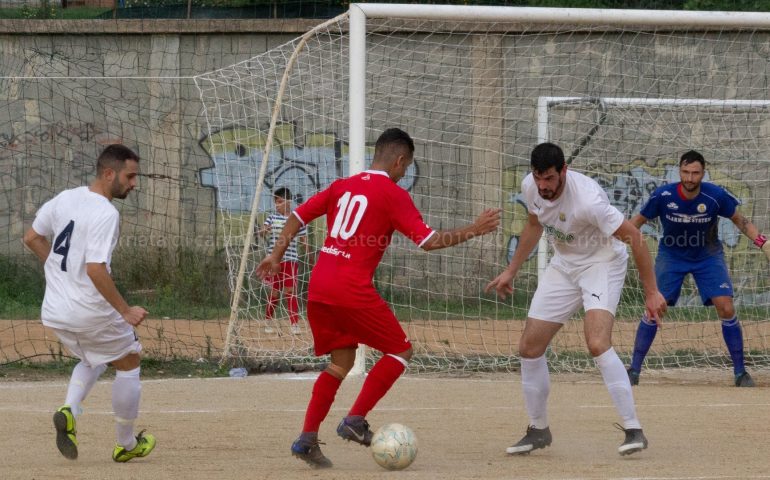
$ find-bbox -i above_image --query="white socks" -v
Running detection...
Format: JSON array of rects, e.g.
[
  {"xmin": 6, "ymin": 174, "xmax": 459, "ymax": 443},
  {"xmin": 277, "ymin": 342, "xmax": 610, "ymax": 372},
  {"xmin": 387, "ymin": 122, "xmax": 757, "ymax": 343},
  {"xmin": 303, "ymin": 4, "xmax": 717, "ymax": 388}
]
[
  {"xmin": 595, "ymin": 347, "xmax": 641, "ymax": 430},
  {"xmin": 65, "ymin": 362, "xmax": 107, "ymax": 417},
  {"xmin": 112, "ymin": 367, "xmax": 142, "ymax": 450},
  {"xmin": 520, "ymin": 355, "xmax": 550, "ymax": 429}
]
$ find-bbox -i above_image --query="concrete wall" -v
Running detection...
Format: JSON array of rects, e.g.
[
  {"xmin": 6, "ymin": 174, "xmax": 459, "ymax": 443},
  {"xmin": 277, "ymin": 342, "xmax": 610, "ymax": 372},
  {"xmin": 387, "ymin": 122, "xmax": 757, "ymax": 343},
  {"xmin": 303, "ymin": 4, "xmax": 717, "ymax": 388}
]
[{"xmin": 2, "ymin": 20, "xmax": 769, "ymax": 301}]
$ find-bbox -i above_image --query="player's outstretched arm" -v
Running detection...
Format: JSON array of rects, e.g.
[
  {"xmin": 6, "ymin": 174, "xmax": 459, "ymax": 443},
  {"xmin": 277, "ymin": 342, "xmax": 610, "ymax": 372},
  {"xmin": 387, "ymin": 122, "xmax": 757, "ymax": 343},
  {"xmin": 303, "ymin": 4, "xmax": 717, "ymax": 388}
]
[
  {"xmin": 731, "ymin": 211, "xmax": 770, "ymax": 261},
  {"xmin": 484, "ymin": 213, "xmax": 542, "ymax": 300},
  {"xmin": 22, "ymin": 227, "xmax": 51, "ymax": 263},
  {"xmin": 256, "ymin": 213, "xmax": 304, "ymax": 279},
  {"xmin": 629, "ymin": 214, "xmax": 648, "ymax": 230},
  {"xmin": 86, "ymin": 262, "xmax": 148, "ymax": 326},
  {"xmin": 612, "ymin": 219, "xmax": 667, "ymax": 323},
  {"xmin": 420, "ymin": 208, "xmax": 501, "ymax": 251}
]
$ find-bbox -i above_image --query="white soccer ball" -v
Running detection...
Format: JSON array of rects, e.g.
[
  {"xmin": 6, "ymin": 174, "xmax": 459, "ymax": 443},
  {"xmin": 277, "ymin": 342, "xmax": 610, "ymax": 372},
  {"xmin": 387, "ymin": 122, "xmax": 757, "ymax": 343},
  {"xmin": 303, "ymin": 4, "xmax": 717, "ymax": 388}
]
[{"xmin": 370, "ymin": 423, "xmax": 418, "ymax": 470}]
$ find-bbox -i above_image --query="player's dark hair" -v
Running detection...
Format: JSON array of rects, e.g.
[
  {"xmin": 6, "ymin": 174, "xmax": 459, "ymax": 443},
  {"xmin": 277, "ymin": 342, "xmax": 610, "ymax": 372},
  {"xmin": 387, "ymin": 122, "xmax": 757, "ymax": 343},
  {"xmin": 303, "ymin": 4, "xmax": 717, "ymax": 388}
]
[
  {"xmin": 530, "ymin": 142, "xmax": 565, "ymax": 174},
  {"xmin": 274, "ymin": 187, "xmax": 292, "ymax": 200},
  {"xmin": 375, "ymin": 128, "xmax": 415, "ymax": 158},
  {"xmin": 96, "ymin": 144, "xmax": 140, "ymax": 176},
  {"xmin": 680, "ymin": 150, "xmax": 705, "ymax": 168}
]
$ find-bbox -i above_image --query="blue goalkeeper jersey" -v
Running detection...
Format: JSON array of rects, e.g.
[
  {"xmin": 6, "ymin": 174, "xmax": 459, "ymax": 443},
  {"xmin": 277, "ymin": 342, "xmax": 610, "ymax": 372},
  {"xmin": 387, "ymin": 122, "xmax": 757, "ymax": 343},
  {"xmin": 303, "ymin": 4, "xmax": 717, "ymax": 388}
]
[{"xmin": 640, "ymin": 182, "xmax": 739, "ymax": 262}]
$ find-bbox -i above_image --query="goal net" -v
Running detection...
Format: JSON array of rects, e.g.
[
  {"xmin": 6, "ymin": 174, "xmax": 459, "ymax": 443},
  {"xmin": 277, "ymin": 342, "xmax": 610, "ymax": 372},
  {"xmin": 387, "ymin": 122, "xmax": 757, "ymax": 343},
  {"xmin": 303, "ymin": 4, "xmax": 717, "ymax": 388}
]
[{"xmin": 195, "ymin": 6, "xmax": 770, "ymax": 373}]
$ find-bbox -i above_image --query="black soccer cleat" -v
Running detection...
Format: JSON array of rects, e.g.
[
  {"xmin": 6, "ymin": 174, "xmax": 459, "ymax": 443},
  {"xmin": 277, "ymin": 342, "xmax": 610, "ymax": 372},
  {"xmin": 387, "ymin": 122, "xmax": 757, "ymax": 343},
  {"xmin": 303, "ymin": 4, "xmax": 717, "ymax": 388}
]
[{"xmin": 506, "ymin": 426, "xmax": 552, "ymax": 455}]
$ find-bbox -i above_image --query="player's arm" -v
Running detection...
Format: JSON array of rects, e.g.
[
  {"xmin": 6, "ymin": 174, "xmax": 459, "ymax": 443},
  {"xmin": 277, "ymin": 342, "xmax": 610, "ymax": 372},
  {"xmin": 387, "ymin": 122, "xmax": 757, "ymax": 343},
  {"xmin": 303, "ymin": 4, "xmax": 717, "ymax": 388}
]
[
  {"xmin": 612, "ymin": 219, "xmax": 667, "ymax": 323},
  {"xmin": 629, "ymin": 213, "xmax": 648, "ymax": 229},
  {"xmin": 730, "ymin": 211, "xmax": 770, "ymax": 261},
  {"xmin": 421, "ymin": 208, "xmax": 501, "ymax": 251},
  {"xmin": 86, "ymin": 262, "xmax": 148, "ymax": 326},
  {"xmin": 256, "ymin": 213, "xmax": 304, "ymax": 278},
  {"xmin": 484, "ymin": 213, "xmax": 542, "ymax": 300},
  {"xmin": 22, "ymin": 227, "xmax": 51, "ymax": 263}
]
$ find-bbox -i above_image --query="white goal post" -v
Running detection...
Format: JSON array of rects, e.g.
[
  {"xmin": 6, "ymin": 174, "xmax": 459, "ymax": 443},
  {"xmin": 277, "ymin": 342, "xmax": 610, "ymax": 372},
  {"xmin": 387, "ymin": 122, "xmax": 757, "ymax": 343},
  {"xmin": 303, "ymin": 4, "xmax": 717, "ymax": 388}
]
[{"xmin": 196, "ymin": 4, "xmax": 770, "ymax": 375}]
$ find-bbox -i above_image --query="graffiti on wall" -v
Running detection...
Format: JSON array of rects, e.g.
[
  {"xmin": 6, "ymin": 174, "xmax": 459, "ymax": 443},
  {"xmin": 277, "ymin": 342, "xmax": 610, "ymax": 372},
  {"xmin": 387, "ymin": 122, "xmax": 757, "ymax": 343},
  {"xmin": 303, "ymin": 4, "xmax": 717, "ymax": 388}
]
[{"xmin": 198, "ymin": 123, "xmax": 418, "ymax": 216}]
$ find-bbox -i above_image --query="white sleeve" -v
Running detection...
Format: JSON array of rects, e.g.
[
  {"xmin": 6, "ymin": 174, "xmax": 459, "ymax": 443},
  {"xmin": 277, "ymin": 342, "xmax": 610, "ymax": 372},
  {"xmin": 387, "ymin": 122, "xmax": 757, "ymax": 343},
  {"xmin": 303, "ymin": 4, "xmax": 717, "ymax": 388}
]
[
  {"xmin": 85, "ymin": 210, "xmax": 120, "ymax": 264},
  {"xmin": 31, "ymin": 198, "xmax": 55, "ymax": 237}
]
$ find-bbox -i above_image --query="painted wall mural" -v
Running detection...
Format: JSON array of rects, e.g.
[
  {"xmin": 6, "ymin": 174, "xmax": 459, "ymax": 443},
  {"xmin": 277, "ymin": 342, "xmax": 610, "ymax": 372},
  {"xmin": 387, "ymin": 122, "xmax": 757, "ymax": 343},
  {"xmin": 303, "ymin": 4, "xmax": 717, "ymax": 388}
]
[{"xmin": 198, "ymin": 123, "xmax": 418, "ymax": 216}]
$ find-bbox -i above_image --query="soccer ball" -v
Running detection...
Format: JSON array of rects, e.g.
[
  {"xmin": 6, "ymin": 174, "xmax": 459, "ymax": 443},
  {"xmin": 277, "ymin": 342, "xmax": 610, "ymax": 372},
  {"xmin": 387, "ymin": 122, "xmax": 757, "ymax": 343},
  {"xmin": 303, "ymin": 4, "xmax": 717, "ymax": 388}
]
[{"xmin": 370, "ymin": 423, "xmax": 418, "ymax": 470}]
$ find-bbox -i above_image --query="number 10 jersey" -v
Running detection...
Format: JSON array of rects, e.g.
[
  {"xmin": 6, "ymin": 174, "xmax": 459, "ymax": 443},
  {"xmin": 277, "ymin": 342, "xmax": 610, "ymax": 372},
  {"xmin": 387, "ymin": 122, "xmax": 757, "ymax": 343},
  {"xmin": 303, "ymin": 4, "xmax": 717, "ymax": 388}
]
[{"xmin": 294, "ymin": 170, "xmax": 435, "ymax": 308}]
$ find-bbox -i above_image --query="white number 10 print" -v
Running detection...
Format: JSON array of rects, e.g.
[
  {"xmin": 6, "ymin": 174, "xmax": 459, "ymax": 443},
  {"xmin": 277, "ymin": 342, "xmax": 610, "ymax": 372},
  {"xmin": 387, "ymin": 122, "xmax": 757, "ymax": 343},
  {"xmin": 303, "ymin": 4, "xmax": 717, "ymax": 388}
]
[{"xmin": 330, "ymin": 192, "xmax": 368, "ymax": 239}]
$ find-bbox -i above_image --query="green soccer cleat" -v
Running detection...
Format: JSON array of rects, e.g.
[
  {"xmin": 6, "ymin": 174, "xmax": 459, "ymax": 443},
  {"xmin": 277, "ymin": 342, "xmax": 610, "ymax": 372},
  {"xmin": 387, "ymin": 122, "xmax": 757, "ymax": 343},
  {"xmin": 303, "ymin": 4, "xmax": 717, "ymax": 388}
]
[
  {"xmin": 53, "ymin": 405, "xmax": 78, "ymax": 460},
  {"xmin": 112, "ymin": 430, "xmax": 156, "ymax": 463}
]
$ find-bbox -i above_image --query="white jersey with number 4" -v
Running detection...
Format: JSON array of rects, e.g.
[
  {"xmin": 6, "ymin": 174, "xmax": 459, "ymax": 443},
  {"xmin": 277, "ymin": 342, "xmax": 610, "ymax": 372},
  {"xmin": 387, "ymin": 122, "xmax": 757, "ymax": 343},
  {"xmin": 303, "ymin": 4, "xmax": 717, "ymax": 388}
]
[
  {"xmin": 32, "ymin": 186, "xmax": 122, "ymax": 332},
  {"xmin": 522, "ymin": 169, "xmax": 627, "ymax": 268}
]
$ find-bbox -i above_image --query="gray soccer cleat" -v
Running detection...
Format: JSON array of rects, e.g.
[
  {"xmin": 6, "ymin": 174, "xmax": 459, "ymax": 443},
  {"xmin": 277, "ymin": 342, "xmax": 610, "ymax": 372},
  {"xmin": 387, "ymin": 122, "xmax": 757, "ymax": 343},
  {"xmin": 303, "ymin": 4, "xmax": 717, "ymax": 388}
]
[
  {"xmin": 616, "ymin": 424, "xmax": 648, "ymax": 456},
  {"xmin": 735, "ymin": 371, "xmax": 755, "ymax": 387},
  {"xmin": 336, "ymin": 416, "xmax": 373, "ymax": 446},
  {"xmin": 506, "ymin": 426, "xmax": 552, "ymax": 455}
]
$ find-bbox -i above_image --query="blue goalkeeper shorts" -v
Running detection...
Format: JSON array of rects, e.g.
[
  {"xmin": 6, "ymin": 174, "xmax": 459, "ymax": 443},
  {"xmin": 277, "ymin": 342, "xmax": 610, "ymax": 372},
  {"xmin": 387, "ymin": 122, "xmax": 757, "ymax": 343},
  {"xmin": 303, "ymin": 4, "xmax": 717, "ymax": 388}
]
[{"xmin": 655, "ymin": 252, "xmax": 733, "ymax": 307}]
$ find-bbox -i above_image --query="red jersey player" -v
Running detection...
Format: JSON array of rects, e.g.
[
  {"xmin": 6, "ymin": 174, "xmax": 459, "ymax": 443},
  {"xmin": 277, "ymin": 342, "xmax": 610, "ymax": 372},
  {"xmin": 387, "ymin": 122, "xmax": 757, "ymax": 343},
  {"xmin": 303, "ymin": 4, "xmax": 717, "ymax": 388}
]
[{"xmin": 256, "ymin": 127, "xmax": 501, "ymax": 468}]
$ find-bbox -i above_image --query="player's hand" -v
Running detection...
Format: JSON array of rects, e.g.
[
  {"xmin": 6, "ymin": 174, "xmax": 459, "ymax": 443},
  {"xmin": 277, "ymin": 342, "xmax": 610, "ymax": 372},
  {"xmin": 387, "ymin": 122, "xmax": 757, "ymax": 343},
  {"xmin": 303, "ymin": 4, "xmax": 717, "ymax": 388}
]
[
  {"xmin": 122, "ymin": 306, "xmax": 148, "ymax": 326},
  {"xmin": 473, "ymin": 208, "xmax": 502, "ymax": 235},
  {"xmin": 484, "ymin": 269, "xmax": 515, "ymax": 300},
  {"xmin": 256, "ymin": 256, "xmax": 281, "ymax": 279},
  {"xmin": 762, "ymin": 241, "xmax": 770, "ymax": 262},
  {"xmin": 644, "ymin": 290, "xmax": 667, "ymax": 325}
]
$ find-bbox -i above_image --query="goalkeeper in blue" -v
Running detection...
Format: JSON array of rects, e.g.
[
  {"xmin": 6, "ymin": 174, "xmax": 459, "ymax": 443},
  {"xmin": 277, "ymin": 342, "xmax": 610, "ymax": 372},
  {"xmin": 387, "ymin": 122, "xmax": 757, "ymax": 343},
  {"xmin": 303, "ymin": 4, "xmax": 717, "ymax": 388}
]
[{"xmin": 627, "ymin": 150, "xmax": 770, "ymax": 387}]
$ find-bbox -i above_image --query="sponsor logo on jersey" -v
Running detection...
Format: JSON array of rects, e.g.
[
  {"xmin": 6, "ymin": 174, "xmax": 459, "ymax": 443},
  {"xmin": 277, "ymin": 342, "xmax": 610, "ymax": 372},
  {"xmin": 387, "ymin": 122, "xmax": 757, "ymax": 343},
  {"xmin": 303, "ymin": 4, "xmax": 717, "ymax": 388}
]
[
  {"xmin": 321, "ymin": 245, "xmax": 351, "ymax": 259},
  {"xmin": 362, "ymin": 174, "xmax": 370, "ymax": 180},
  {"xmin": 666, "ymin": 202, "xmax": 679, "ymax": 210},
  {"xmin": 543, "ymin": 224, "xmax": 575, "ymax": 243},
  {"xmin": 697, "ymin": 203, "xmax": 707, "ymax": 213},
  {"xmin": 720, "ymin": 282, "xmax": 730, "ymax": 289},
  {"xmin": 661, "ymin": 191, "xmax": 672, "ymax": 196},
  {"xmin": 664, "ymin": 213, "xmax": 711, "ymax": 224}
]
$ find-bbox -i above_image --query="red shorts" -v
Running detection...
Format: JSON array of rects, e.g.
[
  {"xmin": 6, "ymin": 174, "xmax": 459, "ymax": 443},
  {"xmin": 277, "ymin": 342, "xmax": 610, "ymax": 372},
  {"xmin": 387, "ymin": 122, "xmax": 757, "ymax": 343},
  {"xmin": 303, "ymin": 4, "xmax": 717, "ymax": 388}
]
[
  {"xmin": 263, "ymin": 261, "xmax": 298, "ymax": 289},
  {"xmin": 307, "ymin": 300, "xmax": 411, "ymax": 356}
]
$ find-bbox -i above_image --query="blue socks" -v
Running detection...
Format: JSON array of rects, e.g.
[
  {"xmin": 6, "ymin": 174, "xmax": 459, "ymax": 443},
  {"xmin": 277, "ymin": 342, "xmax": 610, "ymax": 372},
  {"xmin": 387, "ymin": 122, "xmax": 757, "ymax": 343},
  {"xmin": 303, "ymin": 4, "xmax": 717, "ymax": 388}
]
[
  {"xmin": 721, "ymin": 317, "xmax": 746, "ymax": 375},
  {"xmin": 630, "ymin": 316, "xmax": 658, "ymax": 373}
]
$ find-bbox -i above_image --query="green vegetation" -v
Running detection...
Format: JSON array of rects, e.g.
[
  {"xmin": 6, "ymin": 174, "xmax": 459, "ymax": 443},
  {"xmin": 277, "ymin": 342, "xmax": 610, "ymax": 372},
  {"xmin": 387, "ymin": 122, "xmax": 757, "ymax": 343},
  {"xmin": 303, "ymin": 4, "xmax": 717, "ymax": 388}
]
[
  {"xmin": 0, "ymin": 357, "xmax": 230, "ymax": 380},
  {"xmin": 0, "ymin": 256, "xmax": 45, "ymax": 319},
  {"xmin": 0, "ymin": 249, "xmax": 230, "ymax": 320}
]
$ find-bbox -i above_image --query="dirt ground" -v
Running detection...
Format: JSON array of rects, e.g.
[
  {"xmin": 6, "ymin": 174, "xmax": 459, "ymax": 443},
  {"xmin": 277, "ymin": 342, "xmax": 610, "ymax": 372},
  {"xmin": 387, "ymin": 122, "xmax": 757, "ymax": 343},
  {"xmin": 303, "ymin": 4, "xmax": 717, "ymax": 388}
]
[{"xmin": 1, "ymin": 370, "xmax": 769, "ymax": 480}]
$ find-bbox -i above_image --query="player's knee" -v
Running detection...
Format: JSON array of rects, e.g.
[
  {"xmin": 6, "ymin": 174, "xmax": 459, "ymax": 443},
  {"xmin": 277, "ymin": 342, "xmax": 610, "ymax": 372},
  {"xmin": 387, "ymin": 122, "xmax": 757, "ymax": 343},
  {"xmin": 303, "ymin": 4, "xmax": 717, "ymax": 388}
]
[
  {"xmin": 519, "ymin": 340, "xmax": 547, "ymax": 358},
  {"xmin": 716, "ymin": 305, "xmax": 735, "ymax": 319},
  {"xmin": 393, "ymin": 347, "xmax": 412, "ymax": 362},
  {"xmin": 326, "ymin": 362, "xmax": 352, "ymax": 379},
  {"xmin": 586, "ymin": 339, "xmax": 610, "ymax": 357}
]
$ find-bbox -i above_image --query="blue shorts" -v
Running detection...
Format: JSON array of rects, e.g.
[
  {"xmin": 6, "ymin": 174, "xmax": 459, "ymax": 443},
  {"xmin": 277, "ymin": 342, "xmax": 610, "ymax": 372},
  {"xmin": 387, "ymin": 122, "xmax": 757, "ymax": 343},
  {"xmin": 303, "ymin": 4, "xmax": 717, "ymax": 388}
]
[{"xmin": 655, "ymin": 253, "xmax": 733, "ymax": 306}]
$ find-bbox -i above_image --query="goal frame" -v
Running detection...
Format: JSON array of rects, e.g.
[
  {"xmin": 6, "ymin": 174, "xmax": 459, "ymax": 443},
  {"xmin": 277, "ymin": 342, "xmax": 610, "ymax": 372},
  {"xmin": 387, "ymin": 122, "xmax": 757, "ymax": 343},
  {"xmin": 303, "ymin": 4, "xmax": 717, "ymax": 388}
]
[
  {"xmin": 218, "ymin": 4, "xmax": 770, "ymax": 371},
  {"xmin": 345, "ymin": 4, "xmax": 770, "ymax": 374}
]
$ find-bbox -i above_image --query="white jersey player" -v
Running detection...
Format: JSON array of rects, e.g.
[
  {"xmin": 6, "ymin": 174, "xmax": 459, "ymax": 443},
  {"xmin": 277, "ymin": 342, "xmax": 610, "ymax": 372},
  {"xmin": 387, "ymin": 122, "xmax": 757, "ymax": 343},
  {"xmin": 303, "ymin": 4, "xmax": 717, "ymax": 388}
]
[
  {"xmin": 486, "ymin": 142, "xmax": 667, "ymax": 457},
  {"xmin": 23, "ymin": 144, "xmax": 156, "ymax": 462}
]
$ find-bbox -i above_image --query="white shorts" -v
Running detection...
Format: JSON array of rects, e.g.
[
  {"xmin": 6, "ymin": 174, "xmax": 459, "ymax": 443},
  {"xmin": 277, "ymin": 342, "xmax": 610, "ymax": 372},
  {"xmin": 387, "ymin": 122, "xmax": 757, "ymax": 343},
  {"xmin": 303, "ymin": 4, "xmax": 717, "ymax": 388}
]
[
  {"xmin": 51, "ymin": 319, "xmax": 142, "ymax": 367},
  {"xmin": 528, "ymin": 257, "xmax": 627, "ymax": 324}
]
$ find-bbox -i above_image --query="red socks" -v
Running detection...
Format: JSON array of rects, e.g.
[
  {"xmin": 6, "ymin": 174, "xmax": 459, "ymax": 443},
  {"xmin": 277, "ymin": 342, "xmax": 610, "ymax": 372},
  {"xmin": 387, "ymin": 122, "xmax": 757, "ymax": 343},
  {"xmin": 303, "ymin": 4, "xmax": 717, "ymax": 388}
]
[
  {"xmin": 302, "ymin": 371, "xmax": 342, "ymax": 433},
  {"xmin": 348, "ymin": 355, "xmax": 406, "ymax": 417}
]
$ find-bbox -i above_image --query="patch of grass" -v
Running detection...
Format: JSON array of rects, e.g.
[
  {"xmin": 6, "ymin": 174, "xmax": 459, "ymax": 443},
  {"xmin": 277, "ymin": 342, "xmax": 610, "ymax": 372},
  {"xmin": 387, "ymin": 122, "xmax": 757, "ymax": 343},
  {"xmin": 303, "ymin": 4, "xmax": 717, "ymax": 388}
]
[
  {"xmin": 0, "ymin": 357, "xmax": 230, "ymax": 380},
  {"xmin": 0, "ymin": 256, "xmax": 45, "ymax": 319}
]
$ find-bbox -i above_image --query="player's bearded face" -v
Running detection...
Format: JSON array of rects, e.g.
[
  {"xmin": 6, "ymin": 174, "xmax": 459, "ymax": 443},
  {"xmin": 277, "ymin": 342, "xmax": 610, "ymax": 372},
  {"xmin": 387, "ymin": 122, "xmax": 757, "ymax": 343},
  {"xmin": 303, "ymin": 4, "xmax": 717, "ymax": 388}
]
[
  {"xmin": 679, "ymin": 162, "xmax": 704, "ymax": 193},
  {"xmin": 534, "ymin": 167, "xmax": 565, "ymax": 200},
  {"xmin": 111, "ymin": 160, "xmax": 139, "ymax": 199}
]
